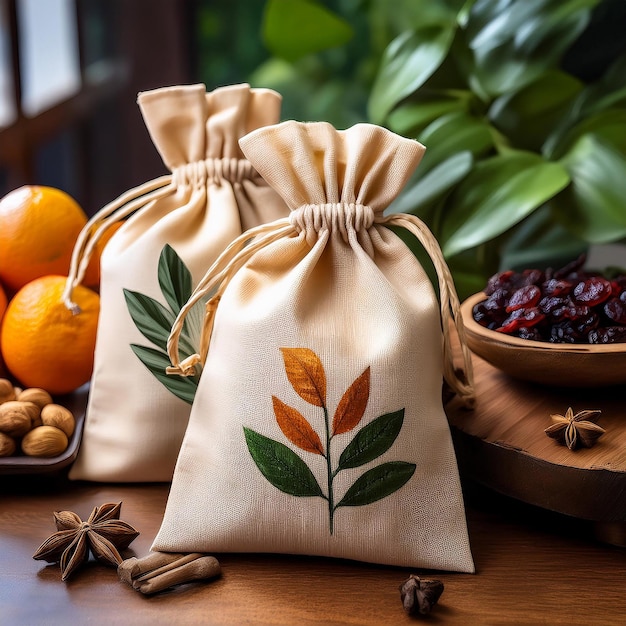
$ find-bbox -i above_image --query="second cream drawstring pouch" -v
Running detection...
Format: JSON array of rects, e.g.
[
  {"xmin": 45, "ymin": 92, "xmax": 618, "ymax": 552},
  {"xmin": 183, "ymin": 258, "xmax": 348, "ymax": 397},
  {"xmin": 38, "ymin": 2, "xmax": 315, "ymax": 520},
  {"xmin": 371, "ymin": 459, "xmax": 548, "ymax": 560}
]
[
  {"xmin": 152, "ymin": 121, "xmax": 475, "ymax": 571},
  {"xmin": 67, "ymin": 83, "xmax": 288, "ymax": 483}
]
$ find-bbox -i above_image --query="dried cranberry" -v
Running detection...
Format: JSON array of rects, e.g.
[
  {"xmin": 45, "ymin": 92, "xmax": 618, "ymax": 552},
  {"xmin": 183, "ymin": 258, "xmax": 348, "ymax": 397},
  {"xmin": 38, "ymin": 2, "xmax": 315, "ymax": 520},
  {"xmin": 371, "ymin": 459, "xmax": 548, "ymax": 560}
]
[
  {"xmin": 496, "ymin": 308, "xmax": 545, "ymax": 334},
  {"xmin": 516, "ymin": 327, "xmax": 542, "ymax": 341},
  {"xmin": 519, "ymin": 269, "xmax": 544, "ymax": 287},
  {"xmin": 542, "ymin": 278, "xmax": 572, "ymax": 296},
  {"xmin": 485, "ymin": 270, "xmax": 515, "ymax": 296},
  {"xmin": 574, "ymin": 312, "xmax": 599, "ymax": 335},
  {"xmin": 538, "ymin": 296, "xmax": 566, "ymax": 316},
  {"xmin": 506, "ymin": 285, "xmax": 541, "ymax": 312},
  {"xmin": 604, "ymin": 298, "xmax": 626, "ymax": 325},
  {"xmin": 588, "ymin": 326, "xmax": 626, "ymax": 344},
  {"xmin": 572, "ymin": 277, "xmax": 612, "ymax": 306},
  {"xmin": 551, "ymin": 299, "xmax": 588, "ymax": 322},
  {"xmin": 473, "ymin": 257, "xmax": 626, "ymax": 344},
  {"xmin": 549, "ymin": 323, "xmax": 579, "ymax": 344}
]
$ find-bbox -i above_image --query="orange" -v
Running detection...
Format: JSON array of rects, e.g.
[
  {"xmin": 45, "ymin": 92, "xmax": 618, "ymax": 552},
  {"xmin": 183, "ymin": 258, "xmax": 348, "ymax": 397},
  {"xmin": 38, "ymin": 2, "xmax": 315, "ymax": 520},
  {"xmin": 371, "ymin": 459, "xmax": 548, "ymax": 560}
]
[
  {"xmin": 0, "ymin": 275, "xmax": 100, "ymax": 394},
  {"xmin": 83, "ymin": 221, "xmax": 124, "ymax": 287},
  {"xmin": 0, "ymin": 283, "xmax": 7, "ymax": 379},
  {"xmin": 0, "ymin": 186, "xmax": 88, "ymax": 292},
  {"xmin": 0, "ymin": 282, "xmax": 7, "ymax": 323}
]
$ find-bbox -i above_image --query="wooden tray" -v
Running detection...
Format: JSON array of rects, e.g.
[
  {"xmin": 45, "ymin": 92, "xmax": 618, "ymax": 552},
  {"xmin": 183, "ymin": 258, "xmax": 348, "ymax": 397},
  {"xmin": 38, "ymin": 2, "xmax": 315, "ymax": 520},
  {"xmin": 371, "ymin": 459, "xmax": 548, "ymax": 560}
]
[
  {"xmin": 0, "ymin": 385, "xmax": 88, "ymax": 475},
  {"xmin": 445, "ymin": 352, "xmax": 626, "ymax": 546}
]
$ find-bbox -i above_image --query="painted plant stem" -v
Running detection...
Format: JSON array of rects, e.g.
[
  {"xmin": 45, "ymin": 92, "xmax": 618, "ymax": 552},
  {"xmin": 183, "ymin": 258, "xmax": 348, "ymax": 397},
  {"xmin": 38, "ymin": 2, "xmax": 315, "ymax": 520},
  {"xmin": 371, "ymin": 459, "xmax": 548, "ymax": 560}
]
[{"xmin": 322, "ymin": 405, "xmax": 335, "ymax": 534}]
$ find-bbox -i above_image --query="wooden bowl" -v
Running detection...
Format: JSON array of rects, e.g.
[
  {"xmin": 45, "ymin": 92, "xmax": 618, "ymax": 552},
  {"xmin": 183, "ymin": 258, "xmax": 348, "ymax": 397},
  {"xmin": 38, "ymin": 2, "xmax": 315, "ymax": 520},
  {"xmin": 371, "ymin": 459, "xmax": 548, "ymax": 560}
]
[{"xmin": 460, "ymin": 293, "xmax": 626, "ymax": 387}]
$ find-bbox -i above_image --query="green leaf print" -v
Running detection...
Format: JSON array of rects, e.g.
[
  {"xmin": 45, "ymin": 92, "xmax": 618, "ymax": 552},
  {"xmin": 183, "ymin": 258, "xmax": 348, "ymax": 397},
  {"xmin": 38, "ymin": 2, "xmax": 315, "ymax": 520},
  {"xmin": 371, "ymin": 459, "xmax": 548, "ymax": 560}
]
[
  {"xmin": 124, "ymin": 244, "xmax": 201, "ymax": 403},
  {"xmin": 244, "ymin": 427, "xmax": 324, "ymax": 497}
]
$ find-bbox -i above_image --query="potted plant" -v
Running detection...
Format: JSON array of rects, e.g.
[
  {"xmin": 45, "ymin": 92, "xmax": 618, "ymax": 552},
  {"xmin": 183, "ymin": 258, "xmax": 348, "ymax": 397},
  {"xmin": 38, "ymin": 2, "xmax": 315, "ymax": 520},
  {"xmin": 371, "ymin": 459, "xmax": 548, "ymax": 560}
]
[{"xmin": 251, "ymin": 0, "xmax": 626, "ymax": 297}]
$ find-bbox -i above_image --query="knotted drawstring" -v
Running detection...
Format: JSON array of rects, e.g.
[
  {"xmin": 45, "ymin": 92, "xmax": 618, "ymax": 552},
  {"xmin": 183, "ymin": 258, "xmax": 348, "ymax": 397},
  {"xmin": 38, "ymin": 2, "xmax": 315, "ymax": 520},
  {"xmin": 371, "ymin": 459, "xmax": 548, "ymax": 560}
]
[{"xmin": 166, "ymin": 205, "xmax": 474, "ymax": 409}]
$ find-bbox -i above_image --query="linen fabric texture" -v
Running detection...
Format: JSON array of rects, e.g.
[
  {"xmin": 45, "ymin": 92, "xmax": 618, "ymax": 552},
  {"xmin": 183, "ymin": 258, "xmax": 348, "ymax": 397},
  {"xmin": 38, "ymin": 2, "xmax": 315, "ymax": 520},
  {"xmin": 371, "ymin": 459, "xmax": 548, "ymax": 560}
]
[
  {"xmin": 153, "ymin": 121, "xmax": 475, "ymax": 571},
  {"xmin": 68, "ymin": 83, "xmax": 288, "ymax": 482}
]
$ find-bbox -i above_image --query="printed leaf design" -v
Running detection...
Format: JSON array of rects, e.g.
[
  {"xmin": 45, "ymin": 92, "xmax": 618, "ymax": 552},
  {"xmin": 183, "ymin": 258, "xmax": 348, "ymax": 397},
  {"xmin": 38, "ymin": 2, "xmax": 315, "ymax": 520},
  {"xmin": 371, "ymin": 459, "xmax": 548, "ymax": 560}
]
[
  {"xmin": 336, "ymin": 409, "xmax": 405, "ymax": 472},
  {"xmin": 244, "ymin": 427, "xmax": 324, "ymax": 497},
  {"xmin": 272, "ymin": 396, "xmax": 324, "ymax": 455},
  {"xmin": 129, "ymin": 345, "xmax": 198, "ymax": 404},
  {"xmin": 123, "ymin": 289, "xmax": 176, "ymax": 352},
  {"xmin": 124, "ymin": 245, "xmax": 201, "ymax": 404},
  {"xmin": 158, "ymin": 244, "xmax": 193, "ymax": 312},
  {"xmin": 332, "ymin": 366, "xmax": 370, "ymax": 435},
  {"xmin": 245, "ymin": 348, "xmax": 415, "ymax": 534},
  {"xmin": 335, "ymin": 461, "xmax": 416, "ymax": 508},
  {"xmin": 280, "ymin": 347, "xmax": 326, "ymax": 407}
]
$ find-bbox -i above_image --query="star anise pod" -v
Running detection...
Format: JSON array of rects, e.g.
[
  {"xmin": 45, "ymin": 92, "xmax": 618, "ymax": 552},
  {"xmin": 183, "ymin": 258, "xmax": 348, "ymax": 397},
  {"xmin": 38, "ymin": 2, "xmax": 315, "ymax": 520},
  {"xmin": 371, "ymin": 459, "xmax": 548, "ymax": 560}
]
[
  {"xmin": 545, "ymin": 407, "xmax": 605, "ymax": 450},
  {"xmin": 399, "ymin": 574, "xmax": 444, "ymax": 616},
  {"xmin": 33, "ymin": 502, "xmax": 139, "ymax": 581}
]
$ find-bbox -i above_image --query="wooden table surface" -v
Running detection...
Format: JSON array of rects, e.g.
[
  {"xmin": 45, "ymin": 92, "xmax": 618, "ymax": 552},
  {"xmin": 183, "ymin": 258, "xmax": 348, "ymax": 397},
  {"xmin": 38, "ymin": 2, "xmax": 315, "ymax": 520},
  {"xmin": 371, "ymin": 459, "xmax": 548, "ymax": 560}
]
[
  {"xmin": 2, "ymin": 356, "xmax": 626, "ymax": 626},
  {"xmin": 1, "ymin": 470, "xmax": 624, "ymax": 625}
]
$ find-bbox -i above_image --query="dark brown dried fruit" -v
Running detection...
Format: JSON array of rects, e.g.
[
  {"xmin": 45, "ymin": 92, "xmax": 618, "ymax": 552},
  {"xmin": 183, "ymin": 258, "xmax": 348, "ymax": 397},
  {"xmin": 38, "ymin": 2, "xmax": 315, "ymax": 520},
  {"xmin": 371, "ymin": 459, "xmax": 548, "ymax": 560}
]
[{"xmin": 474, "ymin": 255, "xmax": 626, "ymax": 344}]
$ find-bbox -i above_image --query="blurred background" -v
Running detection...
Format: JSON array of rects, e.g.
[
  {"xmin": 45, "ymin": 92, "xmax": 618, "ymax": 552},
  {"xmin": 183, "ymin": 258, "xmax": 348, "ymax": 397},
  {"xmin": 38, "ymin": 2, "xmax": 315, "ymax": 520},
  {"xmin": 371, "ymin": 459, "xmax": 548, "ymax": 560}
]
[{"xmin": 1, "ymin": 0, "xmax": 625, "ymax": 295}]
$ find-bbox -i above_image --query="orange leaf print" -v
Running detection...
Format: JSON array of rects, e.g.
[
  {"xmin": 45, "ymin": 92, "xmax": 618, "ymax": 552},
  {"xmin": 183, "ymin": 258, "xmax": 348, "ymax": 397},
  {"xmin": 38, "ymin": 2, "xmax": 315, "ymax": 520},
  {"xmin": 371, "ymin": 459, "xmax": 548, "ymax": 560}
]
[
  {"xmin": 332, "ymin": 367, "xmax": 370, "ymax": 436},
  {"xmin": 272, "ymin": 396, "xmax": 324, "ymax": 455},
  {"xmin": 280, "ymin": 347, "xmax": 326, "ymax": 407}
]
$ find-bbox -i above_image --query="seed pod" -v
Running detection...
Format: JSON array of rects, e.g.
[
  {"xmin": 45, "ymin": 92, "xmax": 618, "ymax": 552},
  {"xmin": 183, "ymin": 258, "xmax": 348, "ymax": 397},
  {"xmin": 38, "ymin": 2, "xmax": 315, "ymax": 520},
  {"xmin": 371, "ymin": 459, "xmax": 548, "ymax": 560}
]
[
  {"xmin": 0, "ymin": 432, "xmax": 16, "ymax": 457},
  {"xmin": 21, "ymin": 425, "xmax": 68, "ymax": 457},
  {"xmin": 41, "ymin": 404, "xmax": 75, "ymax": 438},
  {"xmin": 0, "ymin": 401, "xmax": 39, "ymax": 437}
]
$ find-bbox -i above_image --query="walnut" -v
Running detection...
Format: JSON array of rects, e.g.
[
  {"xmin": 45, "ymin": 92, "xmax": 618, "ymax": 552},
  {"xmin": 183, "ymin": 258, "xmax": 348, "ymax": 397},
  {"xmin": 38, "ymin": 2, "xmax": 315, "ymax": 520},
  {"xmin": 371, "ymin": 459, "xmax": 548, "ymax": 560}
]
[
  {"xmin": 41, "ymin": 404, "xmax": 75, "ymax": 438},
  {"xmin": 0, "ymin": 432, "xmax": 16, "ymax": 457},
  {"xmin": 21, "ymin": 425, "xmax": 68, "ymax": 457},
  {"xmin": 0, "ymin": 401, "xmax": 40, "ymax": 437},
  {"xmin": 0, "ymin": 378, "xmax": 16, "ymax": 404},
  {"xmin": 17, "ymin": 387, "xmax": 53, "ymax": 410}
]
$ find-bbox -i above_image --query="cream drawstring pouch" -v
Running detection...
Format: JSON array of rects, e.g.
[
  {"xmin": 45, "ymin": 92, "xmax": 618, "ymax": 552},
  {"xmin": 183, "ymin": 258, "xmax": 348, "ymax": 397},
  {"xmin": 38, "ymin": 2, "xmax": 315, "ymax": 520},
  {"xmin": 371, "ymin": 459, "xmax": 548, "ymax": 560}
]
[
  {"xmin": 152, "ymin": 121, "xmax": 476, "ymax": 571},
  {"xmin": 67, "ymin": 83, "xmax": 288, "ymax": 482}
]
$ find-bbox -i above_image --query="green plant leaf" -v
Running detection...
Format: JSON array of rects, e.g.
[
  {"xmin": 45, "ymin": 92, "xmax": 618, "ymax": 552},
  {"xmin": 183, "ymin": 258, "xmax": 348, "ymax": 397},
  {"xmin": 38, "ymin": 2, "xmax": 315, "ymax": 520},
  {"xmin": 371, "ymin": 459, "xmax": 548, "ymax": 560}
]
[
  {"xmin": 489, "ymin": 70, "xmax": 583, "ymax": 152},
  {"xmin": 130, "ymin": 344, "xmax": 197, "ymax": 405},
  {"xmin": 336, "ymin": 409, "xmax": 405, "ymax": 472},
  {"xmin": 416, "ymin": 111, "xmax": 494, "ymax": 175},
  {"xmin": 388, "ymin": 151, "xmax": 473, "ymax": 219},
  {"xmin": 368, "ymin": 24, "xmax": 457, "ymax": 124},
  {"xmin": 262, "ymin": 0, "xmax": 352, "ymax": 63},
  {"xmin": 244, "ymin": 427, "xmax": 324, "ymax": 498},
  {"xmin": 441, "ymin": 152, "xmax": 570, "ymax": 257},
  {"xmin": 500, "ymin": 204, "xmax": 588, "ymax": 271},
  {"xmin": 552, "ymin": 134, "xmax": 626, "ymax": 244},
  {"xmin": 547, "ymin": 109, "xmax": 626, "ymax": 160},
  {"xmin": 468, "ymin": 0, "xmax": 596, "ymax": 96},
  {"xmin": 336, "ymin": 461, "xmax": 416, "ymax": 508},
  {"xmin": 386, "ymin": 97, "xmax": 467, "ymax": 137},
  {"xmin": 158, "ymin": 244, "xmax": 193, "ymax": 313},
  {"xmin": 123, "ymin": 289, "xmax": 176, "ymax": 352}
]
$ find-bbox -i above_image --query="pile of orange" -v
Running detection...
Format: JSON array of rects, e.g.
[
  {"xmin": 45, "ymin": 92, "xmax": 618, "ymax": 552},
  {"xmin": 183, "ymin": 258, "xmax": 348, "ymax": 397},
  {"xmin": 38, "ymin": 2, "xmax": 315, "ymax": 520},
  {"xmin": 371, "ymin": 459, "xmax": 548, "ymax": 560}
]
[{"xmin": 0, "ymin": 185, "xmax": 116, "ymax": 394}]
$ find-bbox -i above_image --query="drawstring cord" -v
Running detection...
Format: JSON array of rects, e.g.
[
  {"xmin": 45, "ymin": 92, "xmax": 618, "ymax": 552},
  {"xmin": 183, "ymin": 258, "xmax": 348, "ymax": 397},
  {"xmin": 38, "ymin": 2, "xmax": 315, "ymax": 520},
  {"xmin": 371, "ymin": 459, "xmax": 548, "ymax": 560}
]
[
  {"xmin": 380, "ymin": 213, "xmax": 475, "ymax": 408},
  {"xmin": 61, "ymin": 156, "xmax": 250, "ymax": 313},
  {"xmin": 165, "ymin": 206, "xmax": 474, "ymax": 408},
  {"xmin": 62, "ymin": 175, "xmax": 174, "ymax": 313},
  {"xmin": 166, "ymin": 218, "xmax": 295, "ymax": 376}
]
